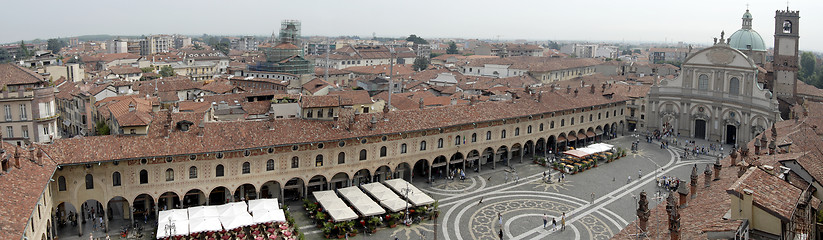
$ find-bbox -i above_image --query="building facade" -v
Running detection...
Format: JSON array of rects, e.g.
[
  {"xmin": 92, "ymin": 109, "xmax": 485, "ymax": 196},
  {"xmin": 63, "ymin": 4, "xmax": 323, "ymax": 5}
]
[{"xmin": 0, "ymin": 64, "xmax": 59, "ymax": 145}]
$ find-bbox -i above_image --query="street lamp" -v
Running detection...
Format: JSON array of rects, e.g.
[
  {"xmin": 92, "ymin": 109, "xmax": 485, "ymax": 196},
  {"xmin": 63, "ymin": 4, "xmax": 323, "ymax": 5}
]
[
  {"xmin": 164, "ymin": 218, "xmax": 176, "ymax": 238},
  {"xmin": 400, "ymin": 182, "xmax": 413, "ymax": 226}
]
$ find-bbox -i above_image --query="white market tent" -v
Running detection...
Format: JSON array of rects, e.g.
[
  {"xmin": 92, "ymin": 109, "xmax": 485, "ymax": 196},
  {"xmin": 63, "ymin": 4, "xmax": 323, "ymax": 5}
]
[
  {"xmin": 337, "ymin": 186, "xmax": 386, "ymax": 216},
  {"xmin": 156, "ymin": 219, "xmax": 190, "ymax": 239},
  {"xmin": 188, "ymin": 217, "xmax": 222, "ymax": 234},
  {"xmin": 383, "ymin": 179, "xmax": 435, "ymax": 206},
  {"xmin": 251, "ymin": 209, "xmax": 287, "ymax": 224},
  {"xmin": 312, "ymin": 191, "xmax": 358, "ymax": 222},
  {"xmin": 158, "ymin": 209, "xmax": 189, "ymax": 224},
  {"xmin": 247, "ymin": 198, "xmax": 279, "ymax": 213},
  {"xmin": 219, "ymin": 212, "xmax": 254, "ymax": 230},
  {"xmin": 563, "ymin": 143, "xmax": 614, "ymax": 158},
  {"xmin": 216, "ymin": 202, "xmax": 248, "ymax": 216},
  {"xmin": 361, "ymin": 182, "xmax": 407, "ymax": 212},
  {"xmin": 188, "ymin": 206, "xmax": 219, "ymax": 219}
]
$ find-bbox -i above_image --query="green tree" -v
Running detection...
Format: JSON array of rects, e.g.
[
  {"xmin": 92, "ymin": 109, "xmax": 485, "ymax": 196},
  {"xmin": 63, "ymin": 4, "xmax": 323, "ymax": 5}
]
[
  {"xmin": 159, "ymin": 65, "xmax": 175, "ymax": 77},
  {"xmin": 66, "ymin": 56, "xmax": 81, "ymax": 64},
  {"xmin": 547, "ymin": 41, "xmax": 560, "ymax": 50},
  {"xmin": 96, "ymin": 121, "xmax": 110, "ymax": 135},
  {"xmin": 446, "ymin": 41, "xmax": 458, "ymax": 54},
  {"xmin": 405, "ymin": 34, "xmax": 428, "ymax": 45},
  {"xmin": 621, "ymin": 50, "xmax": 632, "ymax": 55},
  {"xmin": 140, "ymin": 67, "xmax": 154, "ymax": 73},
  {"xmin": 47, "ymin": 38, "xmax": 66, "ymax": 53},
  {"xmin": 0, "ymin": 48, "xmax": 11, "ymax": 63},
  {"xmin": 19, "ymin": 40, "xmax": 31, "ymax": 59},
  {"xmin": 412, "ymin": 57, "xmax": 429, "ymax": 71},
  {"xmin": 633, "ymin": 49, "xmax": 641, "ymax": 54},
  {"xmin": 799, "ymin": 51, "xmax": 817, "ymax": 82},
  {"xmin": 192, "ymin": 43, "xmax": 204, "ymax": 50}
]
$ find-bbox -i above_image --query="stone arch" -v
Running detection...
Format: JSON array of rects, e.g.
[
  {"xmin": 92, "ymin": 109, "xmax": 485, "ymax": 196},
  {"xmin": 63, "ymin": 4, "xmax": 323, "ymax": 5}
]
[
  {"xmin": 352, "ymin": 169, "xmax": 371, "ymax": 186},
  {"xmin": 412, "ymin": 159, "xmax": 430, "ymax": 182},
  {"xmin": 158, "ymin": 191, "xmax": 181, "ymax": 210},
  {"xmin": 330, "ymin": 172, "xmax": 350, "ymax": 190},
  {"xmin": 449, "ymin": 152, "xmax": 465, "ymax": 173},
  {"xmin": 547, "ymin": 135, "xmax": 557, "ymax": 154},
  {"xmin": 395, "ymin": 162, "xmax": 412, "ymax": 181},
  {"xmin": 183, "ymin": 189, "xmax": 206, "ymax": 207},
  {"xmin": 524, "ymin": 140, "xmax": 534, "ymax": 156},
  {"xmin": 106, "ymin": 196, "xmax": 130, "ymax": 221},
  {"xmin": 208, "ymin": 186, "xmax": 231, "ymax": 205},
  {"xmin": 260, "ymin": 181, "xmax": 282, "ymax": 200},
  {"xmin": 234, "ymin": 183, "xmax": 257, "ymax": 201},
  {"xmin": 133, "ymin": 193, "xmax": 155, "ymax": 221},
  {"xmin": 496, "ymin": 145, "xmax": 509, "ymax": 165},
  {"xmin": 375, "ymin": 165, "xmax": 392, "ymax": 182},
  {"xmin": 307, "ymin": 175, "xmax": 328, "ymax": 196},
  {"xmin": 283, "ymin": 178, "xmax": 305, "ymax": 202},
  {"xmin": 55, "ymin": 202, "xmax": 78, "ymax": 230}
]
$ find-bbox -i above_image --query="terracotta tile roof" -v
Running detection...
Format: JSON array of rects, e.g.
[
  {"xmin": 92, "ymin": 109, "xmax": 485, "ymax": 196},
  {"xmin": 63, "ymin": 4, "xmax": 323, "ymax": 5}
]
[
  {"xmin": 0, "ymin": 143, "xmax": 56, "ymax": 240},
  {"xmin": 200, "ymin": 79, "xmax": 237, "ymax": 94},
  {"xmin": 109, "ymin": 65, "xmax": 142, "ymax": 75},
  {"xmin": 272, "ymin": 42, "xmax": 300, "ymax": 50},
  {"xmin": 796, "ymin": 80, "xmax": 823, "ymax": 99},
  {"xmin": 0, "ymin": 63, "xmax": 47, "ymax": 86},
  {"xmin": 300, "ymin": 95, "xmax": 340, "ymax": 108},
  {"xmin": 462, "ymin": 56, "xmax": 603, "ymax": 73},
  {"xmin": 177, "ymin": 101, "xmax": 212, "ymax": 113},
  {"xmin": 727, "ymin": 167, "xmax": 804, "ymax": 221},
  {"xmin": 241, "ymin": 101, "xmax": 271, "ymax": 115},
  {"xmin": 314, "ymin": 67, "xmax": 349, "ymax": 76},
  {"xmin": 612, "ymin": 158, "xmax": 743, "ymax": 239},
  {"xmin": 343, "ymin": 64, "xmax": 414, "ymax": 76},
  {"xmin": 41, "ymin": 90, "xmax": 628, "ymax": 164},
  {"xmin": 133, "ymin": 76, "xmax": 204, "ymax": 94},
  {"xmin": 302, "ymin": 78, "xmax": 333, "ymax": 94},
  {"xmin": 96, "ymin": 95, "xmax": 156, "ymax": 126},
  {"xmin": 328, "ymin": 90, "xmax": 372, "ymax": 105},
  {"xmin": 605, "ymin": 83, "xmax": 650, "ymax": 99}
]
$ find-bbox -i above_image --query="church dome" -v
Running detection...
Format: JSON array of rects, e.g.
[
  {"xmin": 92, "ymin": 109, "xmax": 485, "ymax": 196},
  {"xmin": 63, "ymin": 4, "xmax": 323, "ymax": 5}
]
[
  {"xmin": 729, "ymin": 9, "xmax": 766, "ymax": 52},
  {"xmin": 729, "ymin": 29, "xmax": 766, "ymax": 51}
]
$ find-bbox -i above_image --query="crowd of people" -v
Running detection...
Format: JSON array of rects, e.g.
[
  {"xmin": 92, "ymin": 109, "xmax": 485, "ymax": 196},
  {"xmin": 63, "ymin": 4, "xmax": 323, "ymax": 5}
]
[{"xmin": 656, "ymin": 176, "xmax": 682, "ymax": 192}]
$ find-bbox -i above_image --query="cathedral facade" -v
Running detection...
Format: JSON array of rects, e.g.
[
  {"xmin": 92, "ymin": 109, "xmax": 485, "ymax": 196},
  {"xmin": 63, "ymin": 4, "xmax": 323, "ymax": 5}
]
[{"xmin": 645, "ymin": 10, "xmax": 792, "ymax": 145}]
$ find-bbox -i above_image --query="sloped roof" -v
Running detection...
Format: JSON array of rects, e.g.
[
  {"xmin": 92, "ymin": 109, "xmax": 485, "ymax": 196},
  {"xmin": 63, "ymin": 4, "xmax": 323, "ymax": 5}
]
[
  {"xmin": 0, "ymin": 143, "xmax": 55, "ymax": 240},
  {"xmin": 328, "ymin": 90, "xmax": 372, "ymax": 105},
  {"xmin": 302, "ymin": 78, "xmax": 333, "ymax": 94},
  {"xmin": 0, "ymin": 63, "xmax": 46, "ymax": 86},
  {"xmin": 300, "ymin": 95, "xmax": 340, "ymax": 108}
]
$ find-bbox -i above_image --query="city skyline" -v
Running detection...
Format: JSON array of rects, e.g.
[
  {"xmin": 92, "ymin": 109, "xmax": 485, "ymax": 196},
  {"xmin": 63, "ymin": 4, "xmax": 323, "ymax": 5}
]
[{"xmin": 2, "ymin": 0, "xmax": 822, "ymax": 51}]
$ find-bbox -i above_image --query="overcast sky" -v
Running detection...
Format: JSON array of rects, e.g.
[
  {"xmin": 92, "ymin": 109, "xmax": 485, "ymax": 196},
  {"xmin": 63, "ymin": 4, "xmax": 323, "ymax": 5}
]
[{"xmin": 2, "ymin": 0, "xmax": 821, "ymax": 51}]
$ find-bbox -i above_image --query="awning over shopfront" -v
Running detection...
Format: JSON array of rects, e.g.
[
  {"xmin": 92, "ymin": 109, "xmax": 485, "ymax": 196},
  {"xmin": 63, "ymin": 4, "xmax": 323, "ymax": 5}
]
[
  {"xmin": 361, "ymin": 182, "xmax": 407, "ymax": 212},
  {"xmin": 312, "ymin": 191, "xmax": 358, "ymax": 222},
  {"xmin": 383, "ymin": 179, "xmax": 435, "ymax": 206},
  {"xmin": 338, "ymin": 186, "xmax": 386, "ymax": 217}
]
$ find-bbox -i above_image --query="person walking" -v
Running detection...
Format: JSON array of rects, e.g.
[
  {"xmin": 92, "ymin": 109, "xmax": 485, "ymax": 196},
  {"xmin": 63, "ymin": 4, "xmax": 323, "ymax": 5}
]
[
  {"xmin": 590, "ymin": 192, "xmax": 595, "ymax": 204},
  {"xmin": 542, "ymin": 213, "xmax": 548, "ymax": 229},
  {"xmin": 627, "ymin": 175, "xmax": 631, "ymax": 183},
  {"xmin": 498, "ymin": 228, "xmax": 504, "ymax": 240},
  {"xmin": 498, "ymin": 213, "xmax": 503, "ymax": 227},
  {"xmin": 638, "ymin": 169, "xmax": 642, "ymax": 179},
  {"xmin": 552, "ymin": 217, "xmax": 557, "ymax": 231},
  {"xmin": 561, "ymin": 212, "xmax": 566, "ymax": 231}
]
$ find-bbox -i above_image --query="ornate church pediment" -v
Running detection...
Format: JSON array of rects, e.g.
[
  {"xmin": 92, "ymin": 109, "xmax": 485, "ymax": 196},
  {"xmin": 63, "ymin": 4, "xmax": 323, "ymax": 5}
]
[
  {"xmin": 707, "ymin": 48, "xmax": 736, "ymax": 65},
  {"xmin": 723, "ymin": 117, "xmax": 740, "ymax": 126},
  {"xmin": 692, "ymin": 113, "xmax": 709, "ymax": 120}
]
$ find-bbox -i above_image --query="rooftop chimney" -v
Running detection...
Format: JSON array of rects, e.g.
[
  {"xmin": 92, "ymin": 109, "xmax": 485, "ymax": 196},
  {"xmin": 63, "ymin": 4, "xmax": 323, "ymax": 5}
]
[
  {"xmin": 713, "ymin": 157, "xmax": 722, "ymax": 180},
  {"xmin": 418, "ymin": 97, "xmax": 424, "ymax": 109},
  {"xmin": 637, "ymin": 191, "xmax": 650, "ymax": 232},
  {"xmin": 666, "ymin": 193, "xmax": 681, "ymax": 240},
  {"xmin": 689, "ymin": 164, "xmax": 698, "ymax": 199},
  {"xmin": 573, "ymin": 88, "xmax": 578, "ymax": 97},
  {"xmin": 704, "ymin": 164, "xmax": 712, "ymax": 188}
]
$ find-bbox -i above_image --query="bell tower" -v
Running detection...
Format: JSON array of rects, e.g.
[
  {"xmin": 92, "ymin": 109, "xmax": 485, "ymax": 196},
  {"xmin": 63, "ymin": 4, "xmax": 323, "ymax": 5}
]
[{"xmin": 772, "ymin": 8, "xmax": 800, "ymax": 102}]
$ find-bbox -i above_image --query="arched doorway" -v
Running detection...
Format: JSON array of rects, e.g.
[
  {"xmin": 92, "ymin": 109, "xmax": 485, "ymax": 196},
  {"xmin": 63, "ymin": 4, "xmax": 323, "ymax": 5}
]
[
  {"xmin": 595, "ymin": 126, "xmax": 603, "ymax": 142},
  {"xmin": 604, "ymin": 124, "xmax": 612, "ymax": 139},
  {"xmin": 307, "ymin": 175, "xmax": 327, "ymax": 195},
  {"xmin": 577, "ymin": 130, "xmax": 587, "ymax": 147},
  {"xmin": 448, "ymin": 152, "xmax": 465, "ymax": 174},
  {"xmin": 524, "ymin": 140, "xmax": 534, "ymax": 157},
  {"xmin": 353, "ymin": 169, "xmax": 371, "ymax": 186},
  {"xmin": 725, "ymin": 125, "xmax": 737, "ymax": 145},
  {"xmin": 536, "ymin": 138, "xmax": 545, "ymax": 156},
  {"xmin": 330, "ymin": 173, "xmax": 350, "ymax": 190},
  {"xmin": 260, "ymin": 181, "xmax": 281, "ymax": 200},
  {"xmin": 432, "ymin": 155, "xmax": 448, "ymax": 180},
  {"xmin": 55, "ymin": 202, "xmax": 78, "ymax": 231},
  {"xmin": 412, "ymin": 159, "xmax": 429, "ymax": 183},
  {"xmin": 374, "ymin": 165, "xmax": 392, "ymax": 182},
  {"xmin": 547, "ymin": 135, "xmax": 556, "ymax": 155},
  {"xmin": 566, "ymin": 131, "xmax": 577, "ymax": 150},
  {"xmin": 234, "ymin": 184, "xmax": 257, "ymax": 201},
  {"xmin": 283, "ymin": 178, "xmax": 305, "ymax": 202},
  {"xmin": 395, "ymin": 162, "xmax": 412, "ymax": 181},
  {"xmin": 208, "ymin": 187, "xmax": 230, "ymax": 205},
  {"xmin": 133, "ymin": 194, "xmax": 156, "ymax": 222},
  {"xmin": 496, "ymin": 146, "xmax": 509, "ymax": 166},
  {"xmin": 106, "ymin": 196, "xmax": 130, "ymax": 223},
  {"xmin": 694, "ymin": 119, "xmax": 707, "ymax": 139},
  {"xmin": 481, "ymin": 147, "xmax": 495, "ymax": 169},
  {"xmin": 183, "ymin": 189, "xmax": 206, "ymax": 208},
  {"xmin": 511, "ymin": 143, "xmax": 522, "ymax": 163},
  {"xmin": 466, "ymin": 150, "xmax": 480, "ymax": 172},
  {"xmin": 158, "ymin": 192, "xmax": 180, "ymax": 210}
]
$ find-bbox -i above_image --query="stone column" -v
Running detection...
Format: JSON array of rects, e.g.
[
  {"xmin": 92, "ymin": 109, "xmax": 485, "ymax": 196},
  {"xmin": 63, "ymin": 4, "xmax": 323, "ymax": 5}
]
[
  {"xmin": 704, "ymin": 164, "xmax": 712, "ymax": 188},
  {"xmin": 520, "ymin": 147, "xmax": 524, "ymax": 163},
  {"xmin": 666, "ymin": 193, "xmax": 681, "ymax": 240},
  {"xmin": 637, "ymin": 191, "xmax": 650, "ymax": 232},
  {"xmin": 104, "ymin": 209, "xmax": 109, "ymax": 233},
  {"xmin": 689, "ymin": 164, "xmax": 698, "ymax": 199}
]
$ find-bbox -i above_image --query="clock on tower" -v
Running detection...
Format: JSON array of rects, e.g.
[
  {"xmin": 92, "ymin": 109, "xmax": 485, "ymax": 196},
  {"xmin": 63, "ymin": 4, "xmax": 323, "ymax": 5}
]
[{"xmin": 772, "ymin": 8, "xmax": 800, "ymax": 100}]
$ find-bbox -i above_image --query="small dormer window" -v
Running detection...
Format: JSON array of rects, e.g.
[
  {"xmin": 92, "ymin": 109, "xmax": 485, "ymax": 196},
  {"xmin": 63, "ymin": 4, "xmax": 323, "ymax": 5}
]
[{"xmin": 177, "ymin": 121, "xmax": 193, "ymax": 132}]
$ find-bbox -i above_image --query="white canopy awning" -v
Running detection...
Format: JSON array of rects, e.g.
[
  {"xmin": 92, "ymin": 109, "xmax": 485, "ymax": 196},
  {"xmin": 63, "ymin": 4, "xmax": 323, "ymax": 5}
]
[
  {"xmin": 188, "ymin": 206, "xmax": 220, "ymax": 219},
  {"xmin": 219, "ymin": 212, "xmax": 254, "ymax": 231},
  {"xmin": 337, "ymin": 186, "xmax": 386, "ymax": 216},
  {"xmin": 216, "ymin": 202, "xmax": 248, "ymax": 216},
  {"xmin": 312, "ymin": 190, "xmax": 358, "ymax": 222},
  {"xmin": 158, "ymin": 209, "xmax": 189, "ymax": 224},
  {"xmin": 361, "ymin": 182, "xmax": 409, "ymax": 212},
  {"xmin": 188, "ymin": 217, "xmax": 222, "ymax": 234},
  {"xmin": 251, "ymin": 209, "xmax": 287, "ymax": 224},
  {"xmin": 383, "ymin": 179, "xmax": 435, "ymax": 206},
  {"xmin": 156, "ymin": 219, "xmax": 190, "ymax": 239},
  {"xmin": 247, "ymin": 198, "xmax": 279, "ymax": 213}
]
